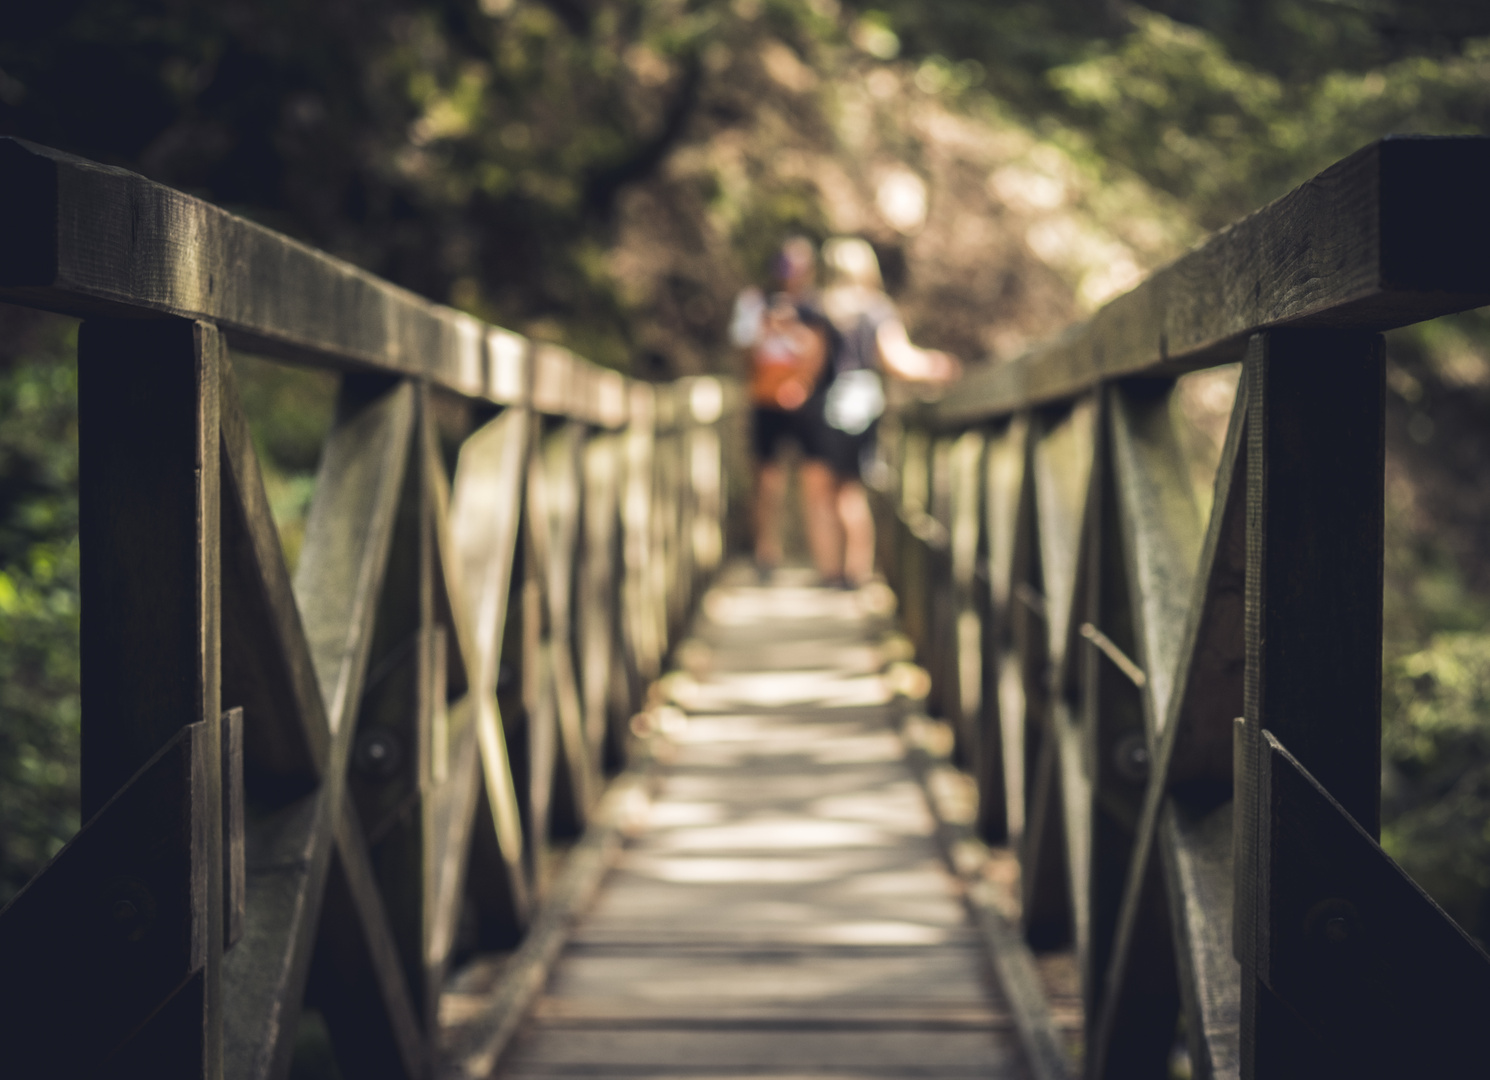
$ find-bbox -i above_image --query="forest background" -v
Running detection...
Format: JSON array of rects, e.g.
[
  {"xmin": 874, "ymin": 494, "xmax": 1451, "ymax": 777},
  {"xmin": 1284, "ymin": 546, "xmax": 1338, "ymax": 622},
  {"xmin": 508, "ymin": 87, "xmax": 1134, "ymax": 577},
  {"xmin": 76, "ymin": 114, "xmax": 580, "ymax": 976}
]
[{"xmin": 3, "ymin": 0, "xmax": 1490, "ymax": 946}]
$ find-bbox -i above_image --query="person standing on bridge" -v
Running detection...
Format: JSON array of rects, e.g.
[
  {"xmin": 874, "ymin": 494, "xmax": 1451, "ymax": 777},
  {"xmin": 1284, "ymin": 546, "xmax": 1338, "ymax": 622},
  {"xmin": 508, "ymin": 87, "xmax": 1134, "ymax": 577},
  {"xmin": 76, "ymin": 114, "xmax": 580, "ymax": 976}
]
[
  {"xmin": 730, "ymin": 237, "xmax": 845, "ymax": 583},
  {"xmin": 818, "ymin": 237, "xmax": 959, "ymax": 587}
]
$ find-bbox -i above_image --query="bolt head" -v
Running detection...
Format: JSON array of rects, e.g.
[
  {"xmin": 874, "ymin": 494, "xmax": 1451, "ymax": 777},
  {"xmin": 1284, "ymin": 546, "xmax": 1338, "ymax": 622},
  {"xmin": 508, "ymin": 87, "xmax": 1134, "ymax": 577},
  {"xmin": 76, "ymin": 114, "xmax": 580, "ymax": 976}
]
[
  {"xmin": 101, "ymin": 878, "xmax": 155, "ymax": 943},
  {"xmin": 354, "ymin": 729, "xmax": 403, "ymax": 779}
]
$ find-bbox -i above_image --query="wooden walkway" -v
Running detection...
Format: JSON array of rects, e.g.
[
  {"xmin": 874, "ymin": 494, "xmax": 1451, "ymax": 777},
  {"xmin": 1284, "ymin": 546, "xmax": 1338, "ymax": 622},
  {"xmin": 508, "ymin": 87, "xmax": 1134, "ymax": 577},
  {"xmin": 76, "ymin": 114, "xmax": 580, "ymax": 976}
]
[{"xmin": 493, "ymin": 568, "xmax": 1029, "ymax": 1079}]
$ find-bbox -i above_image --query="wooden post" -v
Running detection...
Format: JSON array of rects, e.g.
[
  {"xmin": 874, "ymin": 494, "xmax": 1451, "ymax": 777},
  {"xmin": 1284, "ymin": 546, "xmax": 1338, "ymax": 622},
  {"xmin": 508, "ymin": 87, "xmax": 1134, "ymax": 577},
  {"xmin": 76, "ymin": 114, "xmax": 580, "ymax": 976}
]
[
  {"xmin": 1234, "ymin": 328, "xmax": 1384, "ymax": 1078},
  {"xmin": 1082, "ymin": 389, "xmax": 1178, "ymax": 1072},
  {"xmin": 79, "ymin": 317, "xmax": 224, "ymax": 1076}
]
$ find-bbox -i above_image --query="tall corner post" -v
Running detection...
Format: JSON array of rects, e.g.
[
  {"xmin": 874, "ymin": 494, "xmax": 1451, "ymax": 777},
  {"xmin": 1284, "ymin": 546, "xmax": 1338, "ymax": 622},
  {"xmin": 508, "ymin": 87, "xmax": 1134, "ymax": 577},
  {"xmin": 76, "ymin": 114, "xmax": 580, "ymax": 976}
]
[
  {"xmin": 1233, "ymin": 328, "xmax": 1384, "ymax": 1079},
  {"xmin": 79, "ymin": 317, "xmax": 226, "ymax": 1076}
]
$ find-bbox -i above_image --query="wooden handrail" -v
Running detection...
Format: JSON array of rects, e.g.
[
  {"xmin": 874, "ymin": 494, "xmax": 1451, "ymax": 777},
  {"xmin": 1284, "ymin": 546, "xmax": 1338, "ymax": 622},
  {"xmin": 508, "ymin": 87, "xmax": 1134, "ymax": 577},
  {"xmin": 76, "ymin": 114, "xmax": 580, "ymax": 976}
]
[
  {"xmin": 919, "ymin": 136, "xmax": 1490, "ymax": 427},
  {"xmin": 884, "ymin": 136, "xmax": 1490, "ymax": 1079},
  {"xmin": 0, "ymin": 140, "xmax": 742, "ymax": 1080},
  {"xmin": 0, "ymin": 137, "xmax": 637, "ymax": 423}
]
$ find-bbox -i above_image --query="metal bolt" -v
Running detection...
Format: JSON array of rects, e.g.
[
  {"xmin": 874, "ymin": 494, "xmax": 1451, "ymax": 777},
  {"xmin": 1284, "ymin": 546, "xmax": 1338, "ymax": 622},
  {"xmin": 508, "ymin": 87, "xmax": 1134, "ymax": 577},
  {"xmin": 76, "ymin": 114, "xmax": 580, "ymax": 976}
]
[
  {"xmin": 1113, "ymin": 733, "xmax": 1151, "ymax": 783},
  {"xmin": 112, "ymin": 899, "xmax": 139, "ymax": 928},
  {"xmin": 354, "ymin": 729, "xmax": 403, "ymax": 779},
  {"xmin": 1305, "ymin": 897, "xmax": 1361, "ymax": 950},
  {"xmin": 102, "ymin": 879, "xmax": 155, "ymax": 943}
]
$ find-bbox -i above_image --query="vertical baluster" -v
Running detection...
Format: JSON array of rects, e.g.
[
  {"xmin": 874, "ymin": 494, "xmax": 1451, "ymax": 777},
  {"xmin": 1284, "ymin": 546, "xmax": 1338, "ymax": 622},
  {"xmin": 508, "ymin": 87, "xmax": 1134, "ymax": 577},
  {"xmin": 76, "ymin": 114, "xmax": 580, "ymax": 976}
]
[
  {"xmin": 1234, "ymin": 328, "xmax": 1384, "ymax": 1078},
  {"xmin": 79, "ymin": 318, "xmax": 224, "ymax": 1076}
]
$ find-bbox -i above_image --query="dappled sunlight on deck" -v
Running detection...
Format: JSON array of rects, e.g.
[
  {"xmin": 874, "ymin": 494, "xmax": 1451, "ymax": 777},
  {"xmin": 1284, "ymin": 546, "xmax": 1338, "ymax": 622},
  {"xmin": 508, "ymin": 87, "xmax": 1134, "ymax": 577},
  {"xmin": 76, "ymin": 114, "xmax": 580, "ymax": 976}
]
[{"xmin": 490, "ymin": 570, "xmax": 1029, "ymax": 1079}]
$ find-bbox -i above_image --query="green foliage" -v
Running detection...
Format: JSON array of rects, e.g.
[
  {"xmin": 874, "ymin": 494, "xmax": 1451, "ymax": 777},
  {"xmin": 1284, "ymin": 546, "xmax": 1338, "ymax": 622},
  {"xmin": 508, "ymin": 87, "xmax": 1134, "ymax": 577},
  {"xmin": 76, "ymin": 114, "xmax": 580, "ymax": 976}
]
[
  {"xmin": 1, "ymin": 0, "xmax": 1488, "ymax": 949},
  {"xmin": 230, "ymin": 353, "xmax": 338, "ymax": 572},
  {"xmin": 1046, "ymin": 13, "xmax": 1490, "ymax": 227},
  {"xmin": 0, "ymin": 312, "xmax": 80, "ymax": 906},
  {"xmin": 1383, "ymin": 632, "xmax": 1490, "ymax": 938}
]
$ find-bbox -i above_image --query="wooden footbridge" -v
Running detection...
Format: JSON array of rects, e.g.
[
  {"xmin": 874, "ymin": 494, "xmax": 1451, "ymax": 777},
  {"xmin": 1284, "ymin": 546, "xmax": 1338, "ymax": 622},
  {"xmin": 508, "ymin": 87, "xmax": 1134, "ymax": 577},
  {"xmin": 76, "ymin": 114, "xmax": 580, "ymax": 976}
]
[{"xmin": 1, "ymin": 135, "xmax": 1489, "ymax": 1079}]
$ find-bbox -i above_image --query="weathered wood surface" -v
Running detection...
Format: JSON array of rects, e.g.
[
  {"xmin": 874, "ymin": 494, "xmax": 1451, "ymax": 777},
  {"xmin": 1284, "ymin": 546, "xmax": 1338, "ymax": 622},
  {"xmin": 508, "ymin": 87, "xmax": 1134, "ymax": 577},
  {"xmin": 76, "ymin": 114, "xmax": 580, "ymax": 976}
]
[
  {"xmin": 927, "ymin": 136, "xmax": 1490, "ymax": 425},
  {"xmin": 0, "ymin": 138, "xmax": 741, "ymax": 1080},
  {"xmin": 479, "ymin": 569, "xmax": 1031, "ymax": 1079},
  {"xmin": 0, "ymin": 137, "xmax": 627, "ymax": 422}
]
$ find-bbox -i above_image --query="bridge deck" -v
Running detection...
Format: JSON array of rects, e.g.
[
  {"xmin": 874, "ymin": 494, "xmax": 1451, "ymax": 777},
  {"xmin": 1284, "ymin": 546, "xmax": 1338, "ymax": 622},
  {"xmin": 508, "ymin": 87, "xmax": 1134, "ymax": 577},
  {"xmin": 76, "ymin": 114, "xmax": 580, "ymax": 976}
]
[{"xmin": 494, "ymin": 569, "xmax": 1029, "ymax": 1079}]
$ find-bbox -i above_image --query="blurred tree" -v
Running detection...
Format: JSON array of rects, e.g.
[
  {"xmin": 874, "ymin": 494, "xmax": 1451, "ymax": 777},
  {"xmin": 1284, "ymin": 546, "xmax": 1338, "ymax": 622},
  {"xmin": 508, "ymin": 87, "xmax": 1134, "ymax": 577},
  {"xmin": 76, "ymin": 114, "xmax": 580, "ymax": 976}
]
[
  {"xmin": 3, "ymin": 0, "xmax": 1490, "ymax": 939},
  {"xmin": 0, "ymin": 309, "xmax": 79, "ymax": 906}
]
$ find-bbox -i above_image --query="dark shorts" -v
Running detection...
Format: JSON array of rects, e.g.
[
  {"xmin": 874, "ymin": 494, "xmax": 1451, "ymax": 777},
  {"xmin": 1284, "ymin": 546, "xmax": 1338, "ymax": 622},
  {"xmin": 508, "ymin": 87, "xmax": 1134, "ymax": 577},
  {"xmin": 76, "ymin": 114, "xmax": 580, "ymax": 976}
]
[
  {"xmin": 816, "ymin": 419, "xmax": 875, "ymax": 481},
  {"xmin": 753, "ymin": 405, "xmax": 825, "ymax": 463},
  {"xmin": 754, "ymin": 401, "xmax": 874, "ymax": 481}
]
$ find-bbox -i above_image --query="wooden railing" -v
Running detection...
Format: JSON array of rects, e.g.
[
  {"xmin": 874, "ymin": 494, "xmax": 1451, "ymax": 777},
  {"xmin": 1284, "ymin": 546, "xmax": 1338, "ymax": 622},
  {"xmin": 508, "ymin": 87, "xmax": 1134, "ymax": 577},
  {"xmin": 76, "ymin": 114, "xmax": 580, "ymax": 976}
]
[
  {"xmin": 0, "ymin": 138, "xmax": 739, "ymax": 1078},
  {"xmin": 882, "ymin": 136, "xmax": 1490, "ymax": 1079}
]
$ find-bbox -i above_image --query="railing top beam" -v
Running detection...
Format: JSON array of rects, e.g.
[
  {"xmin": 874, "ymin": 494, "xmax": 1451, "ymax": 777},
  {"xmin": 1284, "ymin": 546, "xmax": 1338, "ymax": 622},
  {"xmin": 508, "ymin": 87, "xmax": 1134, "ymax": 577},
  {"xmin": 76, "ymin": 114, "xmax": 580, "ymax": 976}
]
[
  {"xmin": 925, "ymin": 136, "xmax": 1490, "ymax": 428},
  {"xmin": 0, "ymin": 138, "xmax": 644, "ymax": 427}
]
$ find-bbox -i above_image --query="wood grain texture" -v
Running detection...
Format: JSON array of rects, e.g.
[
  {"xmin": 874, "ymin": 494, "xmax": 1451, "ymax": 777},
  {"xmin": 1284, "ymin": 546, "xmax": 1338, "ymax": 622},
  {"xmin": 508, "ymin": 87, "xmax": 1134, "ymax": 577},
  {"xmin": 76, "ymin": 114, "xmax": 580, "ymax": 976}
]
[
  {"xmin": 76, "ymin": 316, "xmax": 224, "ymax": 1074},
  {"xmin": 925, "ymin": 136, "xmax": 1490, "ymax": 426},
  {"xmin": 1235, "ymin": 328, "xmax": 1385, "ymax": 1079},
  {"xmin": 223, "ymin": 707, "xmax": 246, "ymax": 950},
  {"xmin": 0, "ymin": 137, "xmax": 631, "ymax": 416},
  {"xmin": 1161, "ymin": 800, "xmax": 1240, "ymax": 1080},
  {"xmin": 311, "ymin": 801, "xmax": 428, "ymax": 1080},
  {"xmin": 0, "ymin": 721, "xmax": 211, "ymax": 1074},
  {"xmin": 223, "ymin": 380, "xmax": 413, "ymax": 1080},
  {"xmin": 901, "ymin": 717, "xmax": 1075, "ymax": 1080},
  {"xmin": 341, "ymin": 382, "xmax": 440, "ymax": 1036},
  {"xmin": 1094, "ymin": 375, "xmax": 1248, "ymax": 1080},
  {"xmin": 1081, "ymin": 392, "xmax": 1179, "ymax": 1076},
  {"xmin": 981, "ymin": 418, "xmax": 1029, "ymax": 844},
  {"xmin": 1251, "ymin": 731, "xmax": 1490, "ymax": 1077},
  {"xmin": 466, "ymin": 573, "xmax": 1030, "ymax": 1080},
  {"xmin": 580, "ymin": 433, "xmax": 623, "ymax": 771},
  {"xmin": 1241, "ymin": 329, "xmax": 1384, "ymax": 832}
]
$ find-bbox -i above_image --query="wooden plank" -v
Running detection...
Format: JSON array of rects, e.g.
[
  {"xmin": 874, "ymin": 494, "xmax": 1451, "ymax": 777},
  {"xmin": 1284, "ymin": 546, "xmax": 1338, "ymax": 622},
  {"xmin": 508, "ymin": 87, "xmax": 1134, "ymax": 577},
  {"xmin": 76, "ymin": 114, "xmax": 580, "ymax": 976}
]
[
  {"xmin": 1092, "ymin": 374, "xmax": 1249, "ymax": 1080},
  {"xmin": 439, "ymin": 776, "xmax": 644, "ymax": 1080},
  {"xmin": 427, "ymin": 415, "xmax": 474, "ymax": 708},
  {"xmin": 525, "ymin": 998, "xmax": 1008, "ymax": 1027},
  {"xmin": 899, "ymin": 718, "xmax": 1076, "ymax": 1080},
  {"xmin": 981, "ymin": 418, "xmax": 1028, "ymax": 842},
  {"xmin": 1238, "ymin": 328, "xmax": 1384, "ymax": 829},
  {"xmin": 311, "ymin": 801, "xmax": 427, "ymax": 1080},
  {"xmin": 1159, "ymin": 800, "xmax": 1239, "ymax": 1080},
  {"xmin": 580, "ymin": 433, "xmax": 623, "ymax": 769},
  {"xmin": 539, "ymin": 422, "xmax": 597, "ymax": 832},
  {"xmin": 219, "ymin": 355, "xmax": 330, "ymax": 791},
  {"xmin": 0, "ymin": 137, "xmax": 639, "ymax": 415},
  {"xmin": 1107, "ymin": 381, "xmax": 1205, "ymax": 738},
  {"xmin": 621, "ymin": 392, "xmax": 662, "ymax": 682},
  {"xmin": 926, "ymin": 136, "xmax": 1490, "ymax": 426},
  {"xmin": 1018, "ymin": 400, "xmax": 1098, "ymax": 962},
  {"xmin": 450, "ymin": 407, "xmax": 532, "ymax": 938},
  {"xmin": 1234, "ymin": 328, "xmax": 1385, "ymax": 1079},
  {"xmin": 1080, "ymin": 392, "xmax": 1178, "ymax": 1074},
  {"xmin": 1030, "ymin": 399, "xmax": 1096, "ymax": 671},
  {"xmin": 223, "ymin": 707, "xmax": 246, "ymax": 950},
  {"xmin": 542, "ymin": 948, "xmax": 993, "ymax": 1006},
  {"xmin": 1018, "ymin": 708, "xmax": 1070, "ymax": 950},
  {"xmin": 423, "ymin": 431, "xmax": 492, "ymax": 968},
  {"xmin": 1246, "ymin": 730, "xmax": 1490, "ymax": 1076},
  {"xmin": 76, "ymin": 316, "xmax": 224, "ymax": 1074},
  {"xmin": 502, "ymin": 1028, "xmax": 1019, "ymax": 1073},
  {"xmin": 222, "ymin": 379, "xmax": 413, "ymax": 1080},
  {"xmin": 0, "ymin": 721, "xmax": 211, "ymax": 1074},
  {"xmin": 341, "ymin": 382, "xmax": 440, "ymax": 1033}
]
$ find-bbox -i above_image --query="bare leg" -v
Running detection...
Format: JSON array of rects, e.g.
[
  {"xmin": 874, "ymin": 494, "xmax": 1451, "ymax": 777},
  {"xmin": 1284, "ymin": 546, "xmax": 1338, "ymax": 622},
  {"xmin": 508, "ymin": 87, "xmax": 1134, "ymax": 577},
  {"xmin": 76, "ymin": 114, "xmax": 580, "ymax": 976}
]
[
  {"xmin": 838, "ymin": 479, "xmax": 875, "ymax": 586},
  {"xmin": 754, "ymin": 459, "xmax": 787, "ymax": 570},
  {"xmin": 799, "ymin": 459, "xmax": 845, "ymax": 582}
]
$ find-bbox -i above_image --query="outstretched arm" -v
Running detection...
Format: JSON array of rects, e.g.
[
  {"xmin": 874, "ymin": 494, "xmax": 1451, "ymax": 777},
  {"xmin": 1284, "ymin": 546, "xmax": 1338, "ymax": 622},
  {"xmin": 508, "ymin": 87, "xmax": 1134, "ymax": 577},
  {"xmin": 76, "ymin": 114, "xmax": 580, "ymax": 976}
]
[{"xmin": 876, "ymin": 319, "xmax": 960, "ymax": 383}]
